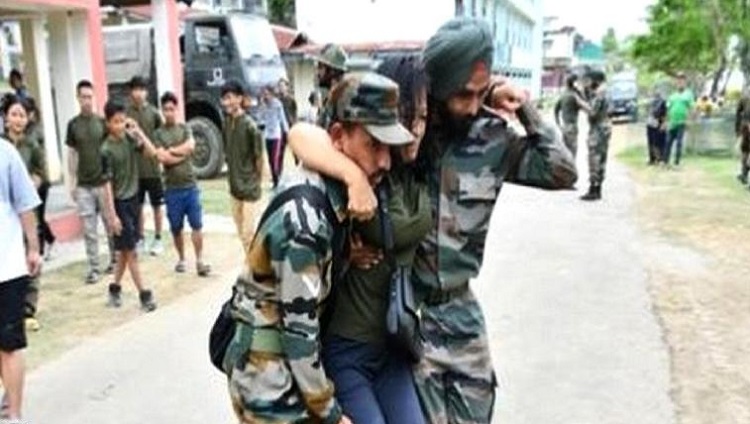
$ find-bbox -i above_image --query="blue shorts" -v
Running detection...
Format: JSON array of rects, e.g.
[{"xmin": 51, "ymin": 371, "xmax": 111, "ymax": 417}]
[{"xmin": 164, "ymin": 186, "xmax": 203, "ymax": 235}]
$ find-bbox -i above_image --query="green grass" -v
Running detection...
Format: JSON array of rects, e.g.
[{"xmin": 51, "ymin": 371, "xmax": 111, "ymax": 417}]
[{"xmin": 198, "ymin": 177, "xmax": 232, "ymax": 216}]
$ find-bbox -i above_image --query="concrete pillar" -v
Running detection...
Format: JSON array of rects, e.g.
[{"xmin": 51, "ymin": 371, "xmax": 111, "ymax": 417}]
[
  {"xmin": 48, "ymin": 10, "xmax": 94, "ymax": 186},
  {"xmin": 152, "ymin": 0, "xmax": 184, "ymax": 118},
  {"xmin": 20, "ymin": 16, "xmax": 62, "ymax": 182},
  {"xmin": 84, "ymin": 6, "xmax": 108, "ymax": 110}
]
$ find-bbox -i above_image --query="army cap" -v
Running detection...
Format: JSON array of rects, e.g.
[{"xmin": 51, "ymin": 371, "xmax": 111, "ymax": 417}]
[
  {"xmin": 328, "ymin": 72, "xmax": 413, "ymax": 145},
  {"xmin": 316, "ymin": 43, "xmax": 349, "ymax": 72}
]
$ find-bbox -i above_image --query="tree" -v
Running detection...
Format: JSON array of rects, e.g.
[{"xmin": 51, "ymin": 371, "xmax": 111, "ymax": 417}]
[
  {"xmin": 601, "ymin": 27, "xmax": 619, "ymax": 55},
  {"xmin": 631, "ymin": 0, "xmax": 721, "ymax": 91},
  {"xmin": 268, "ymin": 0, "xmax": 295, "ymax": 27}
]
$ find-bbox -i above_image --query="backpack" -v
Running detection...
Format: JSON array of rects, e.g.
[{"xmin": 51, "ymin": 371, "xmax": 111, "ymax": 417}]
[{"xmin": 208, "ymin": 183, "xmax": 348, "ymax": 374}]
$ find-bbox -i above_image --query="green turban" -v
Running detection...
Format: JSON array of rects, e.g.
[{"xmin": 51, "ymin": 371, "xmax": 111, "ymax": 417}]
[{"xmin": 422, "ymin": 17, "xmax": 494, "ymax": 100}]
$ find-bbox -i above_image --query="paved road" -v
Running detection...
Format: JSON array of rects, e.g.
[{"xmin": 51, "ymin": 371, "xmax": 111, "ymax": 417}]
[{"xmin": 24, "ymin": 136, "xmax": 675, "ymax": 423}]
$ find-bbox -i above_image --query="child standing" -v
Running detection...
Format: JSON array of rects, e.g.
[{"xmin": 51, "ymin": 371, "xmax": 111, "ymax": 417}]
[{"xmin": 101, "ymin": 100, "xmax": 158, "ymax": 311}]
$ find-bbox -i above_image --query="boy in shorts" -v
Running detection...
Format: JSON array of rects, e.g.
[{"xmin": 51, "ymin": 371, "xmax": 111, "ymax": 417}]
[
  {"xmin": 101, "ymin": 100, "xmax": 158, "ymax": 311},
  {"xmin": 153, "ymin": 92, "xmax": 210, "ymax": 276}
]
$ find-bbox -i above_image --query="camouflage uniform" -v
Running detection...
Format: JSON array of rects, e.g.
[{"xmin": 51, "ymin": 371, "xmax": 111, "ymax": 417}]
[
  {"xmin": 413, "ymin": 104, "xmax": 577, "ymax": 424},
  {"xmin": 586, "ymin": 88, "xmax": 612, "ymax": 187},
  {"xmin": 225, "ymin": 72, "xmax": 412, "ymax": 424},
  {"xmin": 735, "ymin": 94, "xmax": 750, "ymax": 184},
  {"xmin": 314, "ymin": 44, "xmax": 348, "ymax": 128},
  {"xmin": 555, "ymin": 87, "xmax": 582, "ymax": 158}
]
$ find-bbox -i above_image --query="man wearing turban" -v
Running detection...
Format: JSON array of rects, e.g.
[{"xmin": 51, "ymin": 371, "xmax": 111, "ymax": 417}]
[{"xmin": 413, "ymin": 17, "xmax": 578, "ymax": 423}]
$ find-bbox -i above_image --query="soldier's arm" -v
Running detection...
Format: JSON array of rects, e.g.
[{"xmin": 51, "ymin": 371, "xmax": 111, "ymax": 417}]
[
  {"xmin": 167, "ymin": 128, "xmax": 195, "ymax": 158},
  {"xmin": 277, "ymin": 221, "xmax": 344, "ymax": 424},
  {"xmin": 736, "ymin": 100, "xmax": 744, "ymax": 136},
  {"xmin": 30, "ymin": 141, "xmax": 47, "ymax": 184},
  {"xmin": 506, "ymin": 102, "xmax": 578, "ymax": 189},
  {"xmin": 288, "ymin": 122, "xmax": 376, "ymax": 220},
  {"xmin": 64, "ymin": 120, "xmax": 79, "ymax": 190},
  {"xmin": 246, "ymin": 120, "xmax": 264, "ymax": 176},
  {"xmin": 553, "ymin": 97, "xmax": 562, "ymax": 126}
]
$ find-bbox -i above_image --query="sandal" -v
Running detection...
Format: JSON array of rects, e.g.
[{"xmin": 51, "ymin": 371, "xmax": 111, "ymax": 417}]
[
  {"xmin": 174, "ymin": 260, "xmax": 187, "ymax": 273},
  {"xmin": 196, "ymin": 262, "xmax": 211, "ymax": 277}
]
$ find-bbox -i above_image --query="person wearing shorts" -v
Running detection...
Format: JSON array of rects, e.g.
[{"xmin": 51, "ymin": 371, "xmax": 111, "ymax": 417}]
[
  {"xmin": 126, "ymin": 76, "xmax": 165, "ymax": 255},
  {"xmin": 101, "ymin": 100, "xmax": 158, "ymax": 312},
  {"xmin": 0, "ymin": 138, "xmax": 42, "ymax": 421},
  {"xmin": 153, "ymin": 92, "xmax": 210, "ymax": 276}
]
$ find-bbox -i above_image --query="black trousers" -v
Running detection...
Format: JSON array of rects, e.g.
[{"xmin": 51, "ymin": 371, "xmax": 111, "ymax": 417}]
[{"xmin": 36, "ymin": 181, "xmax": 56, "ymax": 253}]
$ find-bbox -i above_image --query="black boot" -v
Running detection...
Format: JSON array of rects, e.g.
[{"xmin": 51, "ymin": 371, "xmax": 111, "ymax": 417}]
[
  {"xmin": 580, "ymin": 184, "xmax": 601, "ymax": 201},
  {"xmin": 139, "ymin": 289, "xmax": 157, "ymax": 312},
  {"xmin": 108, "ymin": 283, "xmax": 122, "ymax": 308}
]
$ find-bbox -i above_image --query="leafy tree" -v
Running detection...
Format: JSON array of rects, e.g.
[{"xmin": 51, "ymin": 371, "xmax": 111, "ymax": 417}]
[{"xmin": 268, "ymin": 0, "xmax": 295, "ymax": 27}]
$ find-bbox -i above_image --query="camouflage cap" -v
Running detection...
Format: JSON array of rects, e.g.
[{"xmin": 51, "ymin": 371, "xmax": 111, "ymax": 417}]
[
  {"xmin": 327, "ymin": 72, "xmax": 413, "ymax": 146},
  {"xmin": 316, "ymin": 43, "xmax": 349, "ymax": 72}
]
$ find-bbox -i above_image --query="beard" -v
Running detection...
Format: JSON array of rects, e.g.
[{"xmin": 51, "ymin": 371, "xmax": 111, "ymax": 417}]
[{"xmin": 435, "ymin": 102, "xmax": 475, "ymax": 139}]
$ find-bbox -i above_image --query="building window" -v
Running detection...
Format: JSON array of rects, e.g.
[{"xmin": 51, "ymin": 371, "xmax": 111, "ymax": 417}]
[{"xmin": 455, "ymin": 0, "xmax": 464, "ymax": 16}]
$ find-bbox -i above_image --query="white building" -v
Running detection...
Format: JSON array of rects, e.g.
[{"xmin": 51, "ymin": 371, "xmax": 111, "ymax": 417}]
[{"xmin": 294, "ymin": 0, "xmax": 545, "ymax": 97}]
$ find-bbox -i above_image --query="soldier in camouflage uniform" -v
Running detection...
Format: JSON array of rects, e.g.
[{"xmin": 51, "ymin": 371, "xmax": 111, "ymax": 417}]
[
  {"xmin": 414, "ymin": 17, "xmax": 578, "ymax": 424},
  {"xmin": 554, "ymin": 73, "xmax": 585, "ymax": 159},
  {"xmin": 735, "ymin": 88, "xmax": 750, "ymax": 186},
  {"xmin": 224, "ymin": 72, "xmax": 413, "ymax": 424},
  {"xmin": 314, "ymin": 44, "xmax": 349, "ymax": 127},
  {"xmin": 580, "ymin": 70, "xmax": 611, "ymax": 201}
]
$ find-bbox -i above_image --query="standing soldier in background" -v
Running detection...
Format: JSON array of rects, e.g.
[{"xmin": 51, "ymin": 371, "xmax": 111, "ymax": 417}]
[
  {"xmin": 554, "ymin": 73, "xmax": 584, "ymax": 159},
  {"xmin": 315, "ymin": 43, "xmax": 348, "ymax": 126},
  {"xmin": 580, "ymin": 70, "xmax": 611, "ymax": 201},
  {"xmin": 126, "ymin": 76, "xmax": 165, "ymax": 256},
  {"xmin": 66, "ymin": 80, "xmax": 116, "ymax": 284},
  {"xmin": 735, "ymin": 88, "xmax": 750, "ymax": 187}
]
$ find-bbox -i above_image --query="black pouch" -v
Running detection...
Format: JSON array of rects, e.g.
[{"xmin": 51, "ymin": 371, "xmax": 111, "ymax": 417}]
[
  {"xmin": 378, "ymin": 184, "xmax": 423, "ymax": 363},
  {"xmin": 208, "ymin": 292, "xmax": 236, "ymax": 373}
]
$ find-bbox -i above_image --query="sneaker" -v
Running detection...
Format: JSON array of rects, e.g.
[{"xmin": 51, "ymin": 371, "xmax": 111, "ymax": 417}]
[
  {"xmin": 25, "ymin": 317, "xmax": 41, "ymax": 332},
  {"xmin": 107, "ymin": 283, "xmax": 122, "ymax": 308},
  {"xmin": 85, "ymin": 270, "xmax": 100, "ymax": 285},
  {"xmin": 149, "ymin": 238, "xmax": 164, "ymax": 256},
  {"xmin": 174, "ymin": 260, "xmax": 187, "ymax": 273},
  {"xmin": 139, "ymin": 290, "xmax": 157, "ymax": 312},
  {"xmin": 196, "ymin": 262, "xmax": 211, "ymax": 277}
]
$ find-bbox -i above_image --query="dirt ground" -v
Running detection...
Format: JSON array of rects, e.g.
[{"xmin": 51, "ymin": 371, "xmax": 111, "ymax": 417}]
[{"xmin": 614, "ymin": 124, "xmax": 750, "ymax": 424}]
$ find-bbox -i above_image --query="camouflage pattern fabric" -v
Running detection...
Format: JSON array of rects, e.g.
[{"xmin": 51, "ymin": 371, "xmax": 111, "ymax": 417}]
[
  {"xmin": 586, "ymin": 90, "xmax": 612, "ymax": 186},
  {"xmin": 555, "ymin": 88, "xmax": 582, "ymax": 158},
  {"xmin": 413, "ymin": 104, "xmax": 577, "ymax": 424},
  {"xmin": 225, "ymin": 168, "xmax": 347, "ymax": 424}
]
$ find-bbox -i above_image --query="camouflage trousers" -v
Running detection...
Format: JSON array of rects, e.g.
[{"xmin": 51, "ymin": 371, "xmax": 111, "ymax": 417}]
[
  {"xmin": 74, "ymin": 186, "xmax": 115, "ymax": 274},
  {"xmin": 414, "ymin": 286, "xmax": 497, "ymax": 424},
  {"xmin": 225, "ymin": 322, "xmax": 312, "ymax": 424},
  {"xmin": 561, "ymin": 122, "xmax": 579, "ymax": 159},
  {"xmin": 587, "ymin": 125, "xmax": 612, "ymax": 186}
]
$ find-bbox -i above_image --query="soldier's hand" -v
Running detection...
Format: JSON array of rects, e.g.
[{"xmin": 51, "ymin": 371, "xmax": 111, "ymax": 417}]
[
  {"xmin": 349, "ymin": 233, "xmax": 383, "ymax": 270},
  {"xmin": 337, "ymin": 415, "xmax": 353, "ymax": 424}
]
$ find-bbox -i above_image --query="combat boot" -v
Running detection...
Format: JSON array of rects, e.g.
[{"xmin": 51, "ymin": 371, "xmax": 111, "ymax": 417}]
[
  {"xmin": 108, "ymin": 283, "xmax": 122, "ymax": 308},
  {"xmin": 580, "ymin": 184, "xmax": 601, "ymax": 201}
]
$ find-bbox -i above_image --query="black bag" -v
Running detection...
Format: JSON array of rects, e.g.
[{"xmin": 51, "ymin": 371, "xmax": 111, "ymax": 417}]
[
  {"xmin": 378, "ymin": 184, "xmax": 424, "ymax": 363},
  {"xmin": 208, "ymin": 184, "xmax": 342, "ymax": 374}
]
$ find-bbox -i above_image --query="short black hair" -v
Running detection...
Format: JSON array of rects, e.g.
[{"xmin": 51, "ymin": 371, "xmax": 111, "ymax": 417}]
[
  {"xmin": 9, "ymin": 69, "xmax": 22, "ymax": 81},
  {"xmin": 565, "ymin": 73, "xmax": 578, "ymax": 89},
  {"xmin": 76, "ymin": 79, "xmax": 94, "ymax": 93},
  {"xmin": 128, "ymin": 76, "xmax": 148, "ymax": 90},
  {"xmin": 376, "ymin": 54, "xmax": 426, "ymax": 131},
  {"xmin": 221, "ymin": 79, "xmax": 245, "ymax": 97},
  {"xmin": 104, "ymin": 99, "xmax": 126, "ymax": 121},
  {"xmin": 160, "ymin": 91, "xmax": 179, "ymax": 106},
  {"xmin": 1, "ymin": 94, "xmax": 29, "ymax": 117}
]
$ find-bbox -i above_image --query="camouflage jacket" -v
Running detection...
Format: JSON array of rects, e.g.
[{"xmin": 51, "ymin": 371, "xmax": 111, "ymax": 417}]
[
  {"xmin": 229, "ymin": 168, "xmax": 347, "ymax": 423},
  {"xmin": 413, "ymin": 104, "xmax": 577, "ymax": 292},
  {"xmin": 587, "ymin": 89, "xmax": 611, "ymax": 130},
  {"xmin": 555, "ymin": 88, "xmax": 582, "ymax": 125}
]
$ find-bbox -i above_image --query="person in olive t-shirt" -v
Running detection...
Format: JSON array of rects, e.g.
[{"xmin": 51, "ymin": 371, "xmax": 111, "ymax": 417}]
[
  {"xmin": 101, "ymin": 100, "xmax": 158, "ymax": 312},
  {"xmin": 65, "ymin": 80, "xmax": 116, "ymax": 284},
  {"xmin": 153, "ymin": 92, "xmax": 211, "ymax": 277},
  {"xmin": 220, "ymin": 80, "xmax": 264, "ymax": 253},
  {"xmin": 126, "ymin": 76, "xmax": 164, "ymax": 255}
]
